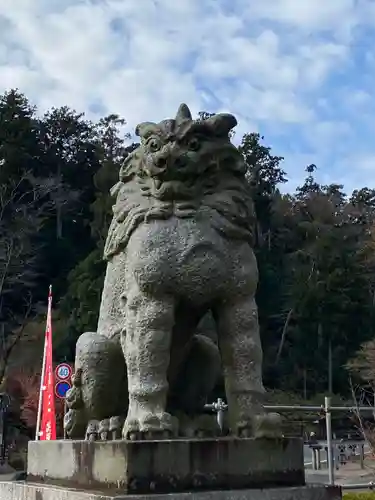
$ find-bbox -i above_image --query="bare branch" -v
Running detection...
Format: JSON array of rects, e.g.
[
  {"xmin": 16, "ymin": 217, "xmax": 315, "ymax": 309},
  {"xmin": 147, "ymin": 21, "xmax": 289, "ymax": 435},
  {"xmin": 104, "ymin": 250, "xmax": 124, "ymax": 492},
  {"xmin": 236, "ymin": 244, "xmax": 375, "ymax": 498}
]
[
  {"xmin": 349, "ymin": 376, "xmax": 375, "ymax": 472},
  {"xmin": 0, "ymin": 294, "xmax": 33, "ymax": 383},
  {"xmin": 275, "ymin": 308, "xmax": 293, "ymax": 365}
]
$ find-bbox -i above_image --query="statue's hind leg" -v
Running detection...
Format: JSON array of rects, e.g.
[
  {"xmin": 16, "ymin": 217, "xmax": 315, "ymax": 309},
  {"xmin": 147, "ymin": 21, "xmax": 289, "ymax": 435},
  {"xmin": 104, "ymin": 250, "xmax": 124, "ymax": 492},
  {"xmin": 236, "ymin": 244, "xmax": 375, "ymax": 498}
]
[
  {"xmin": 169, "ymin": 334, "xmax": 221, "ymax": 413},
  {"xmin": 122, "ymin": 290, "xmax": 177, "ymax": 439},
  {"xmin": 168, "ymin": 334, "xmax": 222, "ymax": 437},
  {"xmin": 65, "ymin": 331, "xmax": 127, "ymax": 440},
  {"xmin": 214, "ymin": 295, "xmax": 281, "ymax": 438}
]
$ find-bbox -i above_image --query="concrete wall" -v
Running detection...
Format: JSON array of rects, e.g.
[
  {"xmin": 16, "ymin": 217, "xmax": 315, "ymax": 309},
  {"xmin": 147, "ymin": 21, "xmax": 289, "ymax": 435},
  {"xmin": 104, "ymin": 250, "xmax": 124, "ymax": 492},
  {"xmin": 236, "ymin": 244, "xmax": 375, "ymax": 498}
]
[{"xmin": 27, "ymin": 437, "xmax": 305, "ymax": 494}]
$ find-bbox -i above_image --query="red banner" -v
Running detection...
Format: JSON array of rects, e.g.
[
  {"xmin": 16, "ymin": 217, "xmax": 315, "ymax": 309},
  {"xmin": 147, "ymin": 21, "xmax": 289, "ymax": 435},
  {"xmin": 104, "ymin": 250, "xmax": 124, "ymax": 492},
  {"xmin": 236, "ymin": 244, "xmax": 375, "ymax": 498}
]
[{"xmin": 39, "ymin": 286, "xmax": 56, "ymax": 440}]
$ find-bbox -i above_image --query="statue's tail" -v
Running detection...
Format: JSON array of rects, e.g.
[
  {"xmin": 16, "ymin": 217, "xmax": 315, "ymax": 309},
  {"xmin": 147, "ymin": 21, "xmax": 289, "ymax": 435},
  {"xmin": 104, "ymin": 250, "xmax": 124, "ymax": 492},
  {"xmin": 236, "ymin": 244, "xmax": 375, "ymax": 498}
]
[
  {"xmin": 64, "ymin": 367, "xmax": 88, "ymax": 439},
  {"xmin": 64, "ymin": 409, "xmax": 87, "ymax": 439}
]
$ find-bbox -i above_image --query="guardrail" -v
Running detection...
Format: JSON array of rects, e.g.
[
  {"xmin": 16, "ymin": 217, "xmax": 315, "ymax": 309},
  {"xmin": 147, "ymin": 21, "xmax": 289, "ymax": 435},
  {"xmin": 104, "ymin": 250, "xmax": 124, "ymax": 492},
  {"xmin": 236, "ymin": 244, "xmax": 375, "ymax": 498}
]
[{"xmin": 340, "ymin": 482, "xmax": 375, "ymax": 491}]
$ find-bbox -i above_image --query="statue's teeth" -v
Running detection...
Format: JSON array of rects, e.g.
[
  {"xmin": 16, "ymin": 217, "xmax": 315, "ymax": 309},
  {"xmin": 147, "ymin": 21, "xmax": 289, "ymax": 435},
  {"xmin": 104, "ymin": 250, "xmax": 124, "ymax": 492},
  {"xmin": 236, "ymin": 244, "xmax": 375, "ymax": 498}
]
[{"xmin": 154, "ymin": 179, "xmax": 161, "ymax": 189}]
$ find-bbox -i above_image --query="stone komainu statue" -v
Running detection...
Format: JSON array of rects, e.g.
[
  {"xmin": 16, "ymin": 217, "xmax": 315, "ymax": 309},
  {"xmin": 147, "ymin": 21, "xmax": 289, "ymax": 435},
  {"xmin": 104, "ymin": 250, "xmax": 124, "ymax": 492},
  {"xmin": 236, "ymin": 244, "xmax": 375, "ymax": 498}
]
[{"xmin": 64, "ymin": 104, "xmax": 280, "ymax": 440}]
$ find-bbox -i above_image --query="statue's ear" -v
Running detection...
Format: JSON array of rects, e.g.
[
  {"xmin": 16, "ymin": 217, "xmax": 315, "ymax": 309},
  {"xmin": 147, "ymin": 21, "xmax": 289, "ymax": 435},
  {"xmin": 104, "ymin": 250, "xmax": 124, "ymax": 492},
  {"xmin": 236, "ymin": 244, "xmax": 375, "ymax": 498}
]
[
  {"xmin": 135, "ymin": 122, "xmax": 158, "ymax": 138},
  {"xmin": 175, "ymin": 103, "xmax": 192, "ymax": 126},
  {"xmin": 206, "ymin": 113, "xmax": 237, "ymax": 137}
]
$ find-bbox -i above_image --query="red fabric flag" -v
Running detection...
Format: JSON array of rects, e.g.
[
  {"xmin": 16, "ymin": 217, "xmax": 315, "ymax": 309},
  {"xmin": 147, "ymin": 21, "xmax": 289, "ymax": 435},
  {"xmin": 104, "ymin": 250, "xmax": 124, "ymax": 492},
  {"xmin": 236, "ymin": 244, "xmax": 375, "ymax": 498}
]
[{"xmin": 39, "ymin": 286, "xmax": 56, "ymax": 440}]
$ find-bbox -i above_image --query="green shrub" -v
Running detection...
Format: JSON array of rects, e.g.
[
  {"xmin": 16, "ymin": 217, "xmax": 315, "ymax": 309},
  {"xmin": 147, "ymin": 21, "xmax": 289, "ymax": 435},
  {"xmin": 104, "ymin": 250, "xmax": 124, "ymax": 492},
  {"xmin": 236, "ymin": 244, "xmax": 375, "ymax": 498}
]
[{"xmin": 344, "ymin": 493, "xmax": 375, "ymax": 499}]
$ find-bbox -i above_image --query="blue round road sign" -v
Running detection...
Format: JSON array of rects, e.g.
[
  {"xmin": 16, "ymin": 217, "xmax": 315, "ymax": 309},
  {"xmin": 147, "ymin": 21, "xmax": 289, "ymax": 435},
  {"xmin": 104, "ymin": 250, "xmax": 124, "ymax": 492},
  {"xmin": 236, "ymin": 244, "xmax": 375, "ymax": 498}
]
[{"xmin": 55, "ymin": 381, "xmax": 71, "ymax": 399}]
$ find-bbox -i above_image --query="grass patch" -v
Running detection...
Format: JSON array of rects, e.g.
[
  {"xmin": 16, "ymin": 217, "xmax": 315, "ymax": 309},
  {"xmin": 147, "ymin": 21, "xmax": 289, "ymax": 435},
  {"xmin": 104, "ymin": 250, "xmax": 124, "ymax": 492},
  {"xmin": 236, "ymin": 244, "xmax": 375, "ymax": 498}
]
[{"xmin": 344, "ymin": 494, "xmax": 375, "ymax": 499}]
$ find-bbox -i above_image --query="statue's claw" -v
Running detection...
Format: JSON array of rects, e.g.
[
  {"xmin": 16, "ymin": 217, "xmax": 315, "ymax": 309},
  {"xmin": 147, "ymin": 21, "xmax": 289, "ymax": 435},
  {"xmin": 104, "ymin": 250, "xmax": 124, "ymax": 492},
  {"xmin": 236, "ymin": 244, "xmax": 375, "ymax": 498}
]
[
  {"xmin": 109, "ymin": 416, "xmax": 125, "ymax": 440},
  {"xmin": 98, "ymin": 419, "xmax": 110, "ymax": 441},
  {"xmin": 85, "ymin": 420, "xmax": 100, "ymax": 441},
  {"xmin": 122, "ymin": 412, "xmax": 177, "ymax": 440}
]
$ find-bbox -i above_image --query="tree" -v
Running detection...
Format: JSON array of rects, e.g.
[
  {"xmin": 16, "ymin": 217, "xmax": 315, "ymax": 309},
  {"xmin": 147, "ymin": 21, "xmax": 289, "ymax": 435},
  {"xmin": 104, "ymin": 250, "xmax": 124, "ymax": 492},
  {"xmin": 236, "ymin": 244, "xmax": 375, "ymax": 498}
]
[
  {"xmin": 90, "ymin": 114, "xmax": 133, "ymax": 246},
  {"xmin": 5, "ymin": 368, "xmax": 64, "ymax": 436},
  {"xmin": 276, "ymin": 168, "xmax": 375, "ymax": 395},
  {"xmin": 0, "ymin": 90, "xmax": 59, "ymax": 382},
  {"xmin": 236, "ymin": 133, "xmax": 288, "ymax": 387},
  {"xmin": 2, "ymin": 89, "xmax": 375, "ymax": 407},
  {"xmin": 347, "ymin": 340, "xmax": 375, "ymax": 390},
  {"xmin": 37, "ymin": 106, "xmax": 101, "ymax": 299},
  {"xmin": 239, "ymin": 132, "xmax": 286, "ymax": 247},
  {"xmin": 59, "ymin": 116, "xmax": 136, "ymax": 351}
]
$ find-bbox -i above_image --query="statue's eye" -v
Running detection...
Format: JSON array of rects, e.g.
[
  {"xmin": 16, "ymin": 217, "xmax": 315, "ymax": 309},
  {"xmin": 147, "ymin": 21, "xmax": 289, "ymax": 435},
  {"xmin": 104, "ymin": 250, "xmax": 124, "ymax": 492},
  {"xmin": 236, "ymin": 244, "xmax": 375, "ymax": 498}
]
[
  {"xmin": 187, "ymin": 137, "xmax": 200, "ymax": 151},
  {"xmin": 147, "ymin": 137, "xmax": 161, "ymax": 152}
]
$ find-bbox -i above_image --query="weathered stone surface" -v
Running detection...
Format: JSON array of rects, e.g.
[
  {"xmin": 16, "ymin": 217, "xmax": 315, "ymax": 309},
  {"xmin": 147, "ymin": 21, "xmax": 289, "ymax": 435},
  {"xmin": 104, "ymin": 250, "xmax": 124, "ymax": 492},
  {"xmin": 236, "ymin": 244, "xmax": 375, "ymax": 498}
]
[
  {"xmin": 0, "ymin": 482, "xmax": 342, "ymax": 500},
  {"xmin": 65, "ymin": 103, "xmax": 281, "ymax": 441},
  {"xmin": 27, "ymin": 438, "xmax": 304, "ymax": 494}
]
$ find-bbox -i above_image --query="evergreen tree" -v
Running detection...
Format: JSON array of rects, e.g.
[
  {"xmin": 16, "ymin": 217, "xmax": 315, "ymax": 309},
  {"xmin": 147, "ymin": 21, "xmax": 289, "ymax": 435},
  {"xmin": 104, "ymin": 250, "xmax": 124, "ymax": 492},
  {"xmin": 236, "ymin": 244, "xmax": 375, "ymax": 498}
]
[{"xmin": 1, "ymin": 90, "xmax": 375, "ymax": 403}]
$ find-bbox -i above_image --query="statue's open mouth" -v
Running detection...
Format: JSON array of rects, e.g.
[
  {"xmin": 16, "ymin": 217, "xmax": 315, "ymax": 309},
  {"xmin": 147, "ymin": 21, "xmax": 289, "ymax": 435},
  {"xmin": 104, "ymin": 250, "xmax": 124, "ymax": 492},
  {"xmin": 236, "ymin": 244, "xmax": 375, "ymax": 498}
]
[{"xmin": 150, "ymin": 177, "xmax": 195, "ymax": 201}]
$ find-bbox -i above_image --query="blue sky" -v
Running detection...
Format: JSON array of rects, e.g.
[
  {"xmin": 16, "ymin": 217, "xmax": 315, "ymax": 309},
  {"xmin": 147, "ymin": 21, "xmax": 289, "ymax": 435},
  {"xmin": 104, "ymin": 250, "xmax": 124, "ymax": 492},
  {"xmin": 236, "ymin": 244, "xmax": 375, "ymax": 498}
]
[{"xmin": 0, "ymin": 0, "xmax": 375, "ymax": 193}]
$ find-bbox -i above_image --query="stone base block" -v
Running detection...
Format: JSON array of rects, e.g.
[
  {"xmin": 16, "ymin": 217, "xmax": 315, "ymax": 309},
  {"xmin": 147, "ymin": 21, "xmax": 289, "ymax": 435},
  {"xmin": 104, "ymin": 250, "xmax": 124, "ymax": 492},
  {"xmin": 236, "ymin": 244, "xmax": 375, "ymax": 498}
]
[
  {"xmin": 27, "ymin": 437, "xmax": 304, "ymax": 494},
  {"xmin": 0, "ymin": 482, "xmax": 342, "ymax": 499}
]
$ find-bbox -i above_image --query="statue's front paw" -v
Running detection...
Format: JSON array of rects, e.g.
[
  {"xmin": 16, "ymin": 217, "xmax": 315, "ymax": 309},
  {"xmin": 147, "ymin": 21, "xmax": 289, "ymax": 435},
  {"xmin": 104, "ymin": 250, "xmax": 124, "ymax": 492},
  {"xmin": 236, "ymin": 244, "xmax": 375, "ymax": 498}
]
[
  {"xmin": 252, "ymin": 412, "xmax": 283, "ymax": 438},
  {"xmin": 235, "ymin": 412, "xmax": 282, "ymax": 438},
  {"xmin": 192, "ymin": 414, "xmax": 221, "ymax": 438},
  {"xmin": 123, "ymin": 411, "xmax": 178, "ymax": 440},
  {"xmin": 178, "ymin": 413, "xmax": 220, "ymax": 438}
]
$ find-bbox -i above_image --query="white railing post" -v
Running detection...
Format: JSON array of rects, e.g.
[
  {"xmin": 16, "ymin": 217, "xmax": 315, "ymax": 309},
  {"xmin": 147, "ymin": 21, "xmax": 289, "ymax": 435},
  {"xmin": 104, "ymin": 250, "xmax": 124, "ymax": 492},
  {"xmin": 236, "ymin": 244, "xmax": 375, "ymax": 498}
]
[{"xmin": 325, "ymin": 396, "xmax": 334, "ymax": 485}]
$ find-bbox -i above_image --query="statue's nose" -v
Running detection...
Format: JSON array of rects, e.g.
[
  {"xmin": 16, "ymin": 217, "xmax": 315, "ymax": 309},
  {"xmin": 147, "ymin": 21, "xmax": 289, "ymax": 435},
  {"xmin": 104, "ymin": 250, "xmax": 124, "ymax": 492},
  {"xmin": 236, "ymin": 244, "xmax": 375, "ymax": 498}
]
[{"xmin": 155, "ymin": 155, "xmax": 168, "ymax": 169}]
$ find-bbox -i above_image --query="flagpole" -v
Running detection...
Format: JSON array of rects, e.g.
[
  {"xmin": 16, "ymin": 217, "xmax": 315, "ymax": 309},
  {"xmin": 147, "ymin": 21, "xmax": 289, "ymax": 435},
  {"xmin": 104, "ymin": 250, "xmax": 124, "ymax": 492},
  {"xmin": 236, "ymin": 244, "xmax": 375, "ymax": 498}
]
[{"xmin": 35, "ymin": 285, "xmax": 52, "ymax": 441}]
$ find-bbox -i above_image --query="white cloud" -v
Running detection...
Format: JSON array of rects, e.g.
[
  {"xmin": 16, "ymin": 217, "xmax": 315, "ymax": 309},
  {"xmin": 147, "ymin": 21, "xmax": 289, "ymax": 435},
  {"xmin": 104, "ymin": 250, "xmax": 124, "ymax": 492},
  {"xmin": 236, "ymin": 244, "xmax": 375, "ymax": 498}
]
[
  {"xmin": 248, "ymin": 0, "xmax": 361, "ymax": 39},
  {"xmin": 354, "ymin": 155, "xmax": 375, "ymax": 172},
  {"xmin": 0, "ymin": 0, "xmax": 375, "ymax": 190}
]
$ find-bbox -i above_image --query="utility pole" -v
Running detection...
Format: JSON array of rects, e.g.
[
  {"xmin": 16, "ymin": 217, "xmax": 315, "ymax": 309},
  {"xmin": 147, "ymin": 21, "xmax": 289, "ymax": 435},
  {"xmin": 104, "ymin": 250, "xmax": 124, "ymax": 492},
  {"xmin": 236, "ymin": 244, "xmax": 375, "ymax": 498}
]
[
  {"xmin": 325, "ymin": 396, "xmax": 334, "ymax": 485},
  {"xmin": 328, "ymin": 338, "xmax": 333, "ymax": 394}
]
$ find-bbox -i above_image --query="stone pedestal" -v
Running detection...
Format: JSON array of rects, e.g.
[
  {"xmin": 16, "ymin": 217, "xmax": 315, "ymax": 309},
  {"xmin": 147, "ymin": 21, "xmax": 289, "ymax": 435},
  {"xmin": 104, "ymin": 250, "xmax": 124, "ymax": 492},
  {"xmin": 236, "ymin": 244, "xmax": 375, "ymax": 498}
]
[
  {"xmin": 0, "ymin": 482, "xmax": 342, "ymax": 500},
  {"xmin": 27, "ymin": 437, "xmax": 304, "ymax": 495}
]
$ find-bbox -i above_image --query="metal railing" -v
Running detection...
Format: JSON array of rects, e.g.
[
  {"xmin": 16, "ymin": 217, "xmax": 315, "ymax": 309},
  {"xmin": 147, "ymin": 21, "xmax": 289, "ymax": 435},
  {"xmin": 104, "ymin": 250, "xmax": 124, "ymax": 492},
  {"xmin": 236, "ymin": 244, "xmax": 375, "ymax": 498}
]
[
  {"xmin": 340, "ymin": 482, "xmax": 375, "ymax": 491},
  {"xmin": 204, "ymin": 396, "xmax": 375, "ymax": 489}
]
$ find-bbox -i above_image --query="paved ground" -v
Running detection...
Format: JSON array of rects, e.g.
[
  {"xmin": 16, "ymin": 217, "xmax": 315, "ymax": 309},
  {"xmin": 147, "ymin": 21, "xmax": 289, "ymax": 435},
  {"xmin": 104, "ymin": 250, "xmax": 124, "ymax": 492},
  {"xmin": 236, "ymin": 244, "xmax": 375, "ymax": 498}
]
[
  {"xmin": 304, "ymin": 441, "xmax": 375, "ymax": 483},
  {"xmin": 304, "ymin": 444, "xmax": 317, "ymax": 465},
  {"xmin": 305, "ymin": 456, "xmax": 375, "ymax": 492}
]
